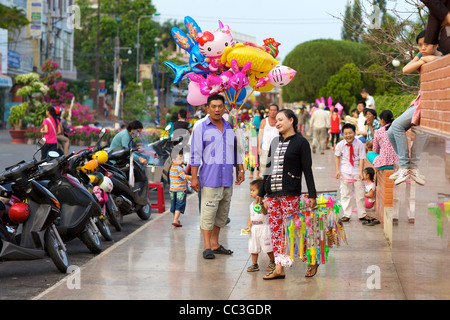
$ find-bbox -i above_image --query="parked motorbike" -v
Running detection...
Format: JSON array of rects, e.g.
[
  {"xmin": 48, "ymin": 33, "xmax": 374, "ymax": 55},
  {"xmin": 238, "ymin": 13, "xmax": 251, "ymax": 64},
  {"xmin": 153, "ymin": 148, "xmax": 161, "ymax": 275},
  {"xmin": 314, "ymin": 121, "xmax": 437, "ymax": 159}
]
[
  {"xmin": 35, "ymin": 150, "xmax": 103, "ymax": 254},
  {"xmin": 105, "ymin": 131, "xmax": 152, "ymax": 220},
  {"xmin": 0, "ymin": 139, "xmax": 70, "ymax": 273},
  {"xmin": 145, "ymin": 125, "xmax": 184, "ymax": 184},
  {"xmin": 67, "ymin": 129, "xmax": 122, "ymax": 231}
]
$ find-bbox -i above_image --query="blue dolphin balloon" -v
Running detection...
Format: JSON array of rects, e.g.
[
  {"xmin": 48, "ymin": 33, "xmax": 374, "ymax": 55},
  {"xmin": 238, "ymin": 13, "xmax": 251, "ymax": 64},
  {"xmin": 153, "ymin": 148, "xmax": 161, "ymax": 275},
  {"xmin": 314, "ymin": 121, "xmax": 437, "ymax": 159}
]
[{"xmin": 164, "ymin": 16, "xmax": 210, "ymax": 84}]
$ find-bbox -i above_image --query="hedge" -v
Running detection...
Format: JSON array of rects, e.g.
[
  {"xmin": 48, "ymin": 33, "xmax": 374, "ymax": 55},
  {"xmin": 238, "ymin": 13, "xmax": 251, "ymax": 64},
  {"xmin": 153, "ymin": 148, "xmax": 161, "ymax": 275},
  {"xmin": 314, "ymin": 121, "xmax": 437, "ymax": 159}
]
[{"xmin": 373, "ymin": 94, "xmax": 417, "ymax": 119}]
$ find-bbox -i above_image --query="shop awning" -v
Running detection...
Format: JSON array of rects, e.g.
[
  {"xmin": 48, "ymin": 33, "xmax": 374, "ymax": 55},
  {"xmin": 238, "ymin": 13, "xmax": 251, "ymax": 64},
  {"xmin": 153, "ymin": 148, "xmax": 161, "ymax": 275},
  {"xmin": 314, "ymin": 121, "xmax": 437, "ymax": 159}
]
[{"xmin": 0, "ymin": 75, "xmax": 12, "ymax": 88}]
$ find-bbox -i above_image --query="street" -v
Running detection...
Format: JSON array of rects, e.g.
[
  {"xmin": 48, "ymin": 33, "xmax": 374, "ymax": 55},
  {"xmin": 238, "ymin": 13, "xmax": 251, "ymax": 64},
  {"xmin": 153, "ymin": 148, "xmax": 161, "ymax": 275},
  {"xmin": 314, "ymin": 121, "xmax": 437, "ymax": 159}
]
[{"xmin": 0, "ymin": 130, "xmax": 169, "ymax": 299}]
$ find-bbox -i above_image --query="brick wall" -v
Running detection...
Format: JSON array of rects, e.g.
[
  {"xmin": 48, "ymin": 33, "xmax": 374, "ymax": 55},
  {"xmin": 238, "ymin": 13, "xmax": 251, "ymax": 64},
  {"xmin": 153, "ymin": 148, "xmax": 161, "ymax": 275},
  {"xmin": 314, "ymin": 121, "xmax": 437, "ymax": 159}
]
[{"xmin": 420, "ymin": 54, "xmax": 450, "ymax": 135}]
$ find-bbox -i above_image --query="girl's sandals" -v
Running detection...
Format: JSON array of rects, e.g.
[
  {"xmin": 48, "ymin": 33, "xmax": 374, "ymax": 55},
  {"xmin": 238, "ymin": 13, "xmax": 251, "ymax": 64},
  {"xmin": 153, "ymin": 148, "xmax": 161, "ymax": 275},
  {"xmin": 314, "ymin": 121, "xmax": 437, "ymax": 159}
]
[
  {"xmin": 247, "ymin": 264, "xmax": 259, "ymax": 272},
  {"xmin": 305, "ymin": 264, "xmax": 319, "ymax": 277},
  {"xmin": 262, "ymin": 269, "xmax": 285, "ymax": 280}
]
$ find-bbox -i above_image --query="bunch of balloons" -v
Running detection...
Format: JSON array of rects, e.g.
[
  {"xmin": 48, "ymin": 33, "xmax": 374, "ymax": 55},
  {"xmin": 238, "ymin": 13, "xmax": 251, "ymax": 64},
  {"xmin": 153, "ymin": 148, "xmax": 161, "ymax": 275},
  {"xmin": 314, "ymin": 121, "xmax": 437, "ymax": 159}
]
[
  {"xmin": 164, "ymin": 16, "xmax": 297, "ymax": 112},
  {"xmin": 309, "ymin": 96, "xmax": 344, "ymax": 116}
]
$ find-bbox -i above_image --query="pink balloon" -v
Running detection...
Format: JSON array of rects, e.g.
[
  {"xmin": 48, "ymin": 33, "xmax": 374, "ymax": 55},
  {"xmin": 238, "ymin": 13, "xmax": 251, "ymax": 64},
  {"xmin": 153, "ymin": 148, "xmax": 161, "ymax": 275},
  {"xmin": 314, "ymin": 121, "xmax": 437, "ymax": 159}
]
[
  {"xmin": 335, "ymin": 102, "xmax": 344, "ymax": 115},
  {"xmin": 187, "ymin": 81, "xmax": 209, "ymax": 106}
]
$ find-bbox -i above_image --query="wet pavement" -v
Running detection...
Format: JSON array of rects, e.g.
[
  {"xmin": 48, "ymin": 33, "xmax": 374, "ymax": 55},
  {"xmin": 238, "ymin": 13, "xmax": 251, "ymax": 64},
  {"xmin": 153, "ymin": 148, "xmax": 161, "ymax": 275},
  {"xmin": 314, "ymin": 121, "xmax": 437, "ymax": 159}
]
[{"xmin": 2, "ymin": 129, "xmax": 449, "ymax": 301}]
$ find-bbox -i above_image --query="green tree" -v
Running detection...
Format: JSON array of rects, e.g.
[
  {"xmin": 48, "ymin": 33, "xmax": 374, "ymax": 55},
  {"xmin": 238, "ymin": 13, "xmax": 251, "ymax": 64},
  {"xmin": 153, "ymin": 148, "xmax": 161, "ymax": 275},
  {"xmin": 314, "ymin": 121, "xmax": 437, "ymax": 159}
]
[
  {"xmin": 341, "ymin": 0, "xmax": 363, "ymax": 43},
  {"xmin": 0, "ymin": 4, "xmax": 29, "ymax": 37},
  {"xmin": 318, "ymin": 63, "xmax": 363, "ymax": 112},
  {"xmin": 282, "ymin": 39, "xmax": 372, "ymax": 103}
]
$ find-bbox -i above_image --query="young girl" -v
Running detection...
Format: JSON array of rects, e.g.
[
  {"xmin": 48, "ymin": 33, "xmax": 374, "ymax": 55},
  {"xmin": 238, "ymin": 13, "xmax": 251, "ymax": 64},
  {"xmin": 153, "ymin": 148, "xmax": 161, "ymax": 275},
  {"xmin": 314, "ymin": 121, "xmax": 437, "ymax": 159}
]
[
  {"xmin": 330, "ymin": 107, "xmax": 341, "ymax": 150},
  {"xmin": 362, "ymin": 167, "xmax": 380, "ymax": 226},
  {"xmin": 40, "ymin": 106, "xmax": 61, "ymax": 160},
  {"xmin": 244, "ymin": 179, "xmax": 275, "ymax": 273},
  {"xmin": 363, "ymin": 167, "xmax": 376, "ymax": 210}
]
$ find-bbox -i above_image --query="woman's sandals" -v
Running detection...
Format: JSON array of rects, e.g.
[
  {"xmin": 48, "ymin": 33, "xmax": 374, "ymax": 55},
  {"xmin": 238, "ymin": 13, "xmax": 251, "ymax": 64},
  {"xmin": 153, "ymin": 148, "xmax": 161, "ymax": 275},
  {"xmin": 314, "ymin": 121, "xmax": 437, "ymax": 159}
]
[{"xmin": 305, "ymin": 264, "xmax": 319, "ymax": 277}]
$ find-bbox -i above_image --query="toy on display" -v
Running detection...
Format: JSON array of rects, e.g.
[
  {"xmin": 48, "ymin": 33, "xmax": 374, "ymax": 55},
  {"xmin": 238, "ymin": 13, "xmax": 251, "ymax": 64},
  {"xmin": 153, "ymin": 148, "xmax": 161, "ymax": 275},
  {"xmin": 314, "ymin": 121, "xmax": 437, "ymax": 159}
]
[
  {"xmin": 276, "ymin": 193, "xmax": 348, "ymax": 268},
  {"xmin": 164, "ymin": 16, "xmax": 297, "ymax": 117}
]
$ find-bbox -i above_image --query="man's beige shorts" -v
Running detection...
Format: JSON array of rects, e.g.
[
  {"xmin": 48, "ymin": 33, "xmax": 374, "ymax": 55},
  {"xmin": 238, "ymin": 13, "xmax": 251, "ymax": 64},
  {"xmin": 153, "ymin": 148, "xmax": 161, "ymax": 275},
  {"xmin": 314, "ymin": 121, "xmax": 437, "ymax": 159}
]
[{"xmin": 200, "ymin": 186, "xmax": 233, "ymax": 230}]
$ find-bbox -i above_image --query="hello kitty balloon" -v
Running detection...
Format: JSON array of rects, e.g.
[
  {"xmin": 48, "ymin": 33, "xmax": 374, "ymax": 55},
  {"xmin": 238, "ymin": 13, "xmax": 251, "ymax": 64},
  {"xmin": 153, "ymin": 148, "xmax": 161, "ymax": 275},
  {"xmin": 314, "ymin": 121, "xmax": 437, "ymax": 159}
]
[{"xmin": 196, "ymin": 20, "xmax": 234, "ymax": 72}]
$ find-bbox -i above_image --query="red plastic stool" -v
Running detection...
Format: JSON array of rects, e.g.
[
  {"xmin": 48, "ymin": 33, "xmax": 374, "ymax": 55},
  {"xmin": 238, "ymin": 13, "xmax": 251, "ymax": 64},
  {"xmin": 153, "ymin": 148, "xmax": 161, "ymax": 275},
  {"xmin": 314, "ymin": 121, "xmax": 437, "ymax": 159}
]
[{"xmin": 148, "ymin": 182, "xmax": 165, "ymax": 213}]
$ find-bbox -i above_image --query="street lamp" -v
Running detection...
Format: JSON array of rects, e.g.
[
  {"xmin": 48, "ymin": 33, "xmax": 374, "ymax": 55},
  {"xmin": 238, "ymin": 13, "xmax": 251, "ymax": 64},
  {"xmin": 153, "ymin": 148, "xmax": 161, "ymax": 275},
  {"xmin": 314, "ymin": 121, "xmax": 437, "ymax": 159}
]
[{"xmin": 155, "ymin": 38, "xmax": 160, "ymax": 125}]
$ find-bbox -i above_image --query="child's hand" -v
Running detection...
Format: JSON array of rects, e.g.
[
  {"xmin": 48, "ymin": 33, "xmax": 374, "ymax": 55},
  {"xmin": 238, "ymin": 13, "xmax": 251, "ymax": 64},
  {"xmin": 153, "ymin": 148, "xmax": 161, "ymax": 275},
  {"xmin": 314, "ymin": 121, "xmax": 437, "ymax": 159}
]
[
  {"xmin": 336, "ymin": 171, "xmax": 341, "ymax": 179},
  {"xmin": 244, "ymin": 226, "xmax": 251, "ymax": 232}
]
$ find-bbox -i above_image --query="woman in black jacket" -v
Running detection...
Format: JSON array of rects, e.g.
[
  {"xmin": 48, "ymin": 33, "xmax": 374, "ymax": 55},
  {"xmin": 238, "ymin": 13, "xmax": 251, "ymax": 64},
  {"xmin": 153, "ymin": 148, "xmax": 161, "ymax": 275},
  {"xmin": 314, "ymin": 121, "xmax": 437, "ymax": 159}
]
[{"xmin": 256, "ymin": 109, "xmax": 317, "ymax": 280}]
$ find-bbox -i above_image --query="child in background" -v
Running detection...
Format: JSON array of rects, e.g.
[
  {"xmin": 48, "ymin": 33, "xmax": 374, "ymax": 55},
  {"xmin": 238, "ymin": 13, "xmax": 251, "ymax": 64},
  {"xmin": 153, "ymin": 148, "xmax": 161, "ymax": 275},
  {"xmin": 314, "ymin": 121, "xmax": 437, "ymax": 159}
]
[
  {"xmin": 334, "ymin": 123, "xmax": 368, "ymax": 222},
  {"xmin": 363, "ymin": 167, "xmax": 376, "ymax": 210},
  {"xmin": 362, "ymin": 167, "xmax": 380, "ymax": 226},
  {"xmin": 330, "ymin": 107, "xmax": 341, "ymax": 151},
  {"xmin": 243, "ymin": 179, "xmax": 275, "ymax": 272},
  {"xmin": 169, "ymin": 151, "xmax": 191, "ymax": 227}
]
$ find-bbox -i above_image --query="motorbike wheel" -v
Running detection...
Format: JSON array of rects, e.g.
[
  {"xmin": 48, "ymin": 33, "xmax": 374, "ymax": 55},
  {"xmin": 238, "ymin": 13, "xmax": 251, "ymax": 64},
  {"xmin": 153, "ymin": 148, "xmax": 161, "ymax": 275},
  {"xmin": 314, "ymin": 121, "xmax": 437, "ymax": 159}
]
[
  {"xmin": 95, "ymin": 217, "xmax": 113, "ymax": 241},
  {"xmin": 136, "ymin": 203, "xmax": 151, "ymax": 220},
  {"xmin": 105, "ymin": 198, "xmax": 122, "ymax": 231},
  {"xmin": 44, "ymin": 227, "xmax": 70, "ymax": 273},
  {"xmin": 80, "ymin": 219, "xmax": 102, "ymax": 254}
]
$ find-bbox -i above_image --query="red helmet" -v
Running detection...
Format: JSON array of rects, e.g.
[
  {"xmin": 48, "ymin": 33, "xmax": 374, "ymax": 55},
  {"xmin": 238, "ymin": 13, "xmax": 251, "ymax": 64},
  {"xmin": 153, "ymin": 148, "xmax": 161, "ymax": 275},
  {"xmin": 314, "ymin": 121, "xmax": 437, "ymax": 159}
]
[{"xmin": 9, "ymin": 202, "xmax": 30, "ymax": 223}]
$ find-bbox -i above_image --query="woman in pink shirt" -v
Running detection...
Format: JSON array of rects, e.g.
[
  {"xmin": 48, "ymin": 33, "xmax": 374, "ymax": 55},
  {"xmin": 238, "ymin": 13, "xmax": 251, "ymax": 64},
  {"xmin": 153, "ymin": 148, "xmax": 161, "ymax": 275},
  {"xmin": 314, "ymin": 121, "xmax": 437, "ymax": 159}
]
[
  {"xmin": 40, "ymin": 106, "xmax": 61, "ymax": 160},
  {"xmin": 367, "ymin": 110, "xmax": 398, "ymax": 170}
]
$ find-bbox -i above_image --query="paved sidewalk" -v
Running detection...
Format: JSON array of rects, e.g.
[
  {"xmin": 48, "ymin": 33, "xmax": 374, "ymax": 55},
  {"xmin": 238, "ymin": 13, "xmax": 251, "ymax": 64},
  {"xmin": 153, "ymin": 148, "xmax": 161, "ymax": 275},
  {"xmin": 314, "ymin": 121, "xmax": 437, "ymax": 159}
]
[{"xmin": 33, "ymin": 148, "xmax": 406, "ymax": 300}]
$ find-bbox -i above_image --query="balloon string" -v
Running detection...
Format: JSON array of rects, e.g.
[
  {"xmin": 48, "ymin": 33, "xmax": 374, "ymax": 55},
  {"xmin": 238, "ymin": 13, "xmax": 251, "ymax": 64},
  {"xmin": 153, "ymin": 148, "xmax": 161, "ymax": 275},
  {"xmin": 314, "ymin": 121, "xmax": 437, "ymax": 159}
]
[
  {"xmin": 223, "ymin": 90, "xmax": 232, "ymax": 112},
  {"xmin": 236, "ymin": 88, "xmax": 255, "ymax": 114}
]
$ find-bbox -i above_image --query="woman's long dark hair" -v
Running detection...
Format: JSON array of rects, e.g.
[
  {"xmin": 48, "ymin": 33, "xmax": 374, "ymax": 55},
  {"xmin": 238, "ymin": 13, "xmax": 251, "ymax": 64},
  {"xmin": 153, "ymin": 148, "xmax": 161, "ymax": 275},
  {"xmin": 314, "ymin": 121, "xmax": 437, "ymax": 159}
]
[
  {"xmin": 47, "ymin": 106, "xmax": 58, "ymax": 127},
  {"xmin": 278, "ymin": 109, "xmax": 299, "ymax": 133},
  {"xmin": 379, "ymin": 110, "xmax": 394, "ymax": 131}
]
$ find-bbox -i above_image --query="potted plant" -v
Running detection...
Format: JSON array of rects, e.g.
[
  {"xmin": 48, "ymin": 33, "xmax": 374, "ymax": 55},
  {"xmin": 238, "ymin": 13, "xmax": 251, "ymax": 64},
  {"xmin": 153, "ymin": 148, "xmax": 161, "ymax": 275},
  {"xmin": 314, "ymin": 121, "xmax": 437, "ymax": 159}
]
[{"xmin": 8, "ymin": 73, "xmax": 49, "ymax": 143}]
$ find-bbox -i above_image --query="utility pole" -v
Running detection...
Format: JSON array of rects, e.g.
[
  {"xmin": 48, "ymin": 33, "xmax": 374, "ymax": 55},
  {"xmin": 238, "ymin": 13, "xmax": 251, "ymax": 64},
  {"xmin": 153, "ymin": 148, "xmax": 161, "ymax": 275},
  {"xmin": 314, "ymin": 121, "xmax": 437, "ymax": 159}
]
[
  {"xmin": 46, "ymin": 0, "xmax": 52, "ymax": 60},
  {"xmin": 94, "ymin": 0, "xmax": 100, "ymax": 111}
]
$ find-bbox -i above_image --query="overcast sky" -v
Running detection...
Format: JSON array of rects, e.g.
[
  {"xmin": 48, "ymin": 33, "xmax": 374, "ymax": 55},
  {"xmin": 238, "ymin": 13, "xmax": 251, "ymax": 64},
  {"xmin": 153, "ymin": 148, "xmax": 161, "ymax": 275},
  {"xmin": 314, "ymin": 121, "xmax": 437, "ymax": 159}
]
[{"xmin": 151, "ymin": 0, "xmax": 417, "ymax": 62}]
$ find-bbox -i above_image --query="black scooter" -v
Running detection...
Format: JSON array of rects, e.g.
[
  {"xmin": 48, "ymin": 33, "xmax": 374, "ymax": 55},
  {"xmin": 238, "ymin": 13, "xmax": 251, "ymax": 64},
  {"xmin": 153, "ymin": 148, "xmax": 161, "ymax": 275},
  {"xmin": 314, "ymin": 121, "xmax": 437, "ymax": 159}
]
[
  {"xmin": 35, "ymin": 151, "xmax": 103, "ymax": 254},
  {"xmin": 0, "ymin": 139, "xmax": 70, "ymax": 273},
  {"xmin": 105, "ymin": 131, "xmax": 151, "ymax": 220}
]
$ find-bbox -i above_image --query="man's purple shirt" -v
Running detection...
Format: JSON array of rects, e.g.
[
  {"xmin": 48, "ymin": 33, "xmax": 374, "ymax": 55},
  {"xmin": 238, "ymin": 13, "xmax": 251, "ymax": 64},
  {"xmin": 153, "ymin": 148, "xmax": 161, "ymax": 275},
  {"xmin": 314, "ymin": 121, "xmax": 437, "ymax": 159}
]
[{"xmin": 190, "ymin": 117, "xmax": 242, "ymax": 188}]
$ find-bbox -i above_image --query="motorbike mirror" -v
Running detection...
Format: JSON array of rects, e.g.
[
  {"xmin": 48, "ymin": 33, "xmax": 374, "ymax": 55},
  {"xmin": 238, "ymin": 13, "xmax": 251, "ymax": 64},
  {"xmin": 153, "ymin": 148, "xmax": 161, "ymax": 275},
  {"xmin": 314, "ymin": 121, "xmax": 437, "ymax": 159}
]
[
  {"xmin": 99, "ymin": 128, "xmax": 106, "ymax": 139},
  {"xmin": 33, "ymin": 137, "xmax": 46, "ymax": 162},
  {"xmin": 36, "ymin": 137, "xmax": 46, "ymax": 149}
]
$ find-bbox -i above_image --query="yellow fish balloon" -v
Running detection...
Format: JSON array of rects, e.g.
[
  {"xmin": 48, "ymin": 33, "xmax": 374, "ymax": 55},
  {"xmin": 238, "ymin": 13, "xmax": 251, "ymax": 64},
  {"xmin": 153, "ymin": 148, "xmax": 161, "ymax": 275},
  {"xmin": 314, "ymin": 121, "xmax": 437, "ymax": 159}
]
[
  {"xmin": 220, "ymin": 43, "xmax": 278, "ymax": 73},
  {"xmin": 248, "ymin": 70, "xmax": 274, "ymax": 92}
]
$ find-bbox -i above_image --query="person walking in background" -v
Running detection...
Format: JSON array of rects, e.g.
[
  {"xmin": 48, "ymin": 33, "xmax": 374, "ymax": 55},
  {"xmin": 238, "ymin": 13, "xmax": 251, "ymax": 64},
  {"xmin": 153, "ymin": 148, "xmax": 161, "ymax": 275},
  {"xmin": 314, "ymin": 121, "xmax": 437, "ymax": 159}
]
[
  {"xmin": 258, "ymin": 103, "xmax": 279, "ymax": 175},
  {"xmin": 190, "ymin": 94, "xmax": 245, "ymax": 260},
  {"xmin": 420, "ymin": 0, "xmax": 450, "ymax": 55},
  {"xmin": 310, "ymin": 103, "xmax": 330, "ymax": 154},
  {"xmin": 330, "ymin": 107, "xmax": 341, "ymax": 150},
  {"xmin": 257, "ymin": 109, "xmax": 317, "ymax": 280},
  {"xmin": 297, "ymin": 106, "xmax": 307, "ymax": 136},
  {"xmin": 243, "ymin": 179, "xmax": 275, "ymax": 273},
  {"xmin": 334, "ymin": 123, "xmax": 368, "ymax": 222}
]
